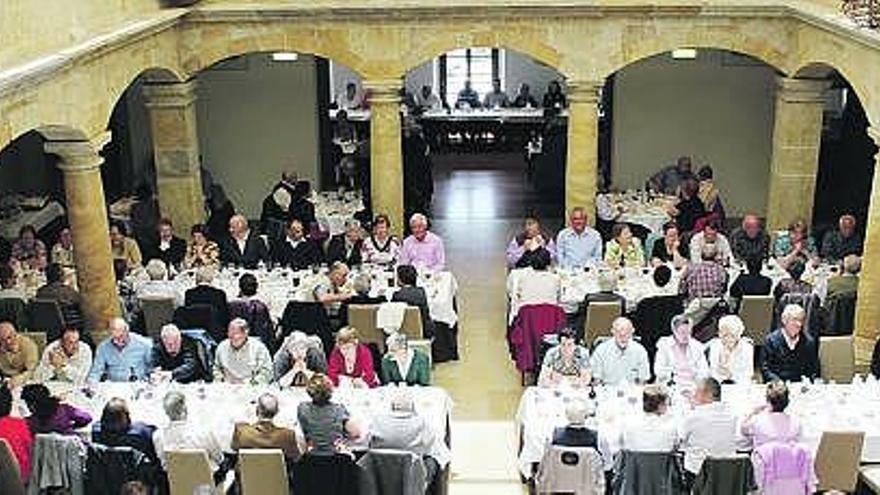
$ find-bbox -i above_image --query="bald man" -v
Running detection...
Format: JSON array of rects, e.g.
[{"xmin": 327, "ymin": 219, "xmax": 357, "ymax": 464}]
[
  {"xmin": 219, "ymin": 214, "xmax": 269, "ymax": 269},
  {"xmin": 729, "ymin": 214, "xmax": 770, "ymax": 263}
]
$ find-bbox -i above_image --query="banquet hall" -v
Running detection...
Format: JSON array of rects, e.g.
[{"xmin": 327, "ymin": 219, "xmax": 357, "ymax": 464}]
[{"xmin": 3, "ymin": 1, "xmax": 880, "ymax": 494}]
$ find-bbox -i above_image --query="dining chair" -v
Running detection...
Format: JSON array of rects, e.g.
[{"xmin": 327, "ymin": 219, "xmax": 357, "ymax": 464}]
[
  {"xmin": 348, "ymin": 304, "xmax": 383, "ymax": 349},
  {"xmin": 819, "ymin": 335, "xmax": 855, "ymax": 383},
  {"xmin": 167, "ymin": 449, "xmax": 216, "ymax": 495},
  {"xmin": 584, "ymin": 301, "xmax": 622, "ymax": 349},
  {"xmin": 139, "ymin": 296, "xmax": 176, "ymax": 338},
  {"xmin": 738, "ymin": 295, "xmax": 774, "ymax": 345},
  {"xmin": 239, "ymin": 449, "xmax": 289, "ymax": 495},
  {"xmin": 814, "ymin": 431, "xmax": 865, "ymax": 493}
]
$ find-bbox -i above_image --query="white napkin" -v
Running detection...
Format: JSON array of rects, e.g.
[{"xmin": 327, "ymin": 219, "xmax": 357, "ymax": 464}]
[{"xmin": 376, "ymin": 301, "xmax": 408, "ymax": 333}]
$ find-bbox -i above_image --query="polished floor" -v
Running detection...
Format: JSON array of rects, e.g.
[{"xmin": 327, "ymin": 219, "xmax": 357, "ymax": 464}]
[{"xmin": 428, "ymin": 153, "xmax": 563, "ymax": 494}]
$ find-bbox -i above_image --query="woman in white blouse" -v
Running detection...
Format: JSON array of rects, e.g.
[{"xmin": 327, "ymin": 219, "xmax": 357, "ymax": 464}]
[
  {"xmin": 509, "ymin": 248, "xmax": 561, "ymax": 323},
  {"xmin": 361, "ymin": 214, "xmax": 400, "ymax": 266},
  {"xmin": 654, "ymin": 315, "xmax": 710, "ymax": 388},
  {"xmin": 707, "ymin": 315, "xmax": 754, "ymax": 384}
]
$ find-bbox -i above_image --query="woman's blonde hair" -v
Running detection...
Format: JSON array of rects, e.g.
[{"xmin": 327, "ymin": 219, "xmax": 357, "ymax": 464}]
[{"xmin": 335, "ymin": 326, "xmax": 360, "ymax": 346}]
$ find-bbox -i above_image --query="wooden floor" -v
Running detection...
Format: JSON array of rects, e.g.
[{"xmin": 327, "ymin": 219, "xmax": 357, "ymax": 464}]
[{"xmin": 428, "ymin": 152, "xmax": 562, "ymax": 494}]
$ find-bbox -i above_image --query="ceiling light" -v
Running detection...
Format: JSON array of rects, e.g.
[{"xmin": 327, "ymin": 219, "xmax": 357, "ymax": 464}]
[
  {"xmin": 671, "ymin": 48, "xmax": 698, "ymax": 60},
  {"xmin": 272, "ymin": 52, "xmax": 299, "ymax": 62}
]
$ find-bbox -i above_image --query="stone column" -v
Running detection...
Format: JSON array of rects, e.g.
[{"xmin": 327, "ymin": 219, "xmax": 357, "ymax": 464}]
[
  {"xmin": 143, "ymin": 80, "xmax": 205, "ymax": 232},
  {"xmin": 565, "ymin": 80, "xmax": 603, "ymax": 222},
  {"xmin": 853, "ymin": 126, "xmax": 880, "ymax": 368},
  {"xmin": 365, "ymin": 79, "xmax": 404, "ymax": 236},
  {"xmin": 765, "ymin": 77, "xmax": 830, "ymax": 231},
  {"xmin": 45, "ymin": 137, "xmax": 119, "ymax": 331}
]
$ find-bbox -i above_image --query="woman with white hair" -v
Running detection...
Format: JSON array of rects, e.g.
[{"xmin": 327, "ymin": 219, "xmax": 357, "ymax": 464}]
[
  {"xmin": 707, "ymin": 315, "xmax": 754, "ymax": 384},
  {"xmin": 380, "ymin": 333, "xmax": 431, "ymax": 386},
  {"xmin": 273, "ymin": 331, "xmax": 328, "ymax": 387}
]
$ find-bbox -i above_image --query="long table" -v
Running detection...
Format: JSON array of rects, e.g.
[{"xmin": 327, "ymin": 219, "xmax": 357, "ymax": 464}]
[{"xmin": 516, "ymin": 381, "xmax": 880, "ymax": 478}]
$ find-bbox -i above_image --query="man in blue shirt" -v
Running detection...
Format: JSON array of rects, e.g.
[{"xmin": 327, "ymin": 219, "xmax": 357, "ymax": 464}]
[
  {"xmin": 89, "ymin": 318, "xmax": 153, "ymax": 382},
  {"xmin": 555, "ymin": 207, "xmax": 603, "ymax": 269}
]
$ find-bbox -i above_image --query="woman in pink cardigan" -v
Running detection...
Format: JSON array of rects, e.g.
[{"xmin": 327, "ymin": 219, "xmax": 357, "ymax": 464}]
[{"xmin": 327, "ymin": 326, "xmax": 378, "ymax": 388}]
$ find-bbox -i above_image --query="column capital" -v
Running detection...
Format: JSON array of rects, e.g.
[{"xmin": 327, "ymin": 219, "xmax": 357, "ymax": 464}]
[
  {"xmin": 566, "ymin": 79, "xmax": 603, "ymax": 105},
  {"xmin": 363, "ymin": 79, "xmax": 402, "ymax": 104},
  {"xmin": 868, "ymin": 125, "xmax": 880, "ymax": 148},
  {"xmin": 775, "ymin": 76, "xmax": 831, "ymax": 104},
  {"xmin": 44, "ymin": 139, "xmax": 103, "ymax": 173},
  {"xmin": 143, "ymin": 79, "xmax": 197, "ymax": 108}
]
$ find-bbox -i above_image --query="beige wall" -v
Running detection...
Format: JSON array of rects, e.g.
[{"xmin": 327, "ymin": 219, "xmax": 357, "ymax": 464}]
[
  {"xmin": 611, "ymin": 49, "xmax": 777, "ymax": 216},
  {"xmin": 195, "ymin": 53, "xmax": 320, "ymax": 218}
]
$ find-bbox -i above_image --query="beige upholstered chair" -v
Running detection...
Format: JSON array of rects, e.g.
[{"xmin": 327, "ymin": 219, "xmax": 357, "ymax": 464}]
[
  {"xmin": 167, "ymin": 449, "xmax": 215, "ymax": 495},
  {"xmin": 584, "ymin": 301, "xmax": 622, "ymax": 349},
  {"xmin": 347, "ymin": 304, "xmax": 383, "ymax": 349},
  {"xmin": 239, "ymin": 449, "xmax": 289, "ymax": 495},
  {"xmin": 20, "ymin": 331, "xmax": 47, "ymax": 357},
  {"xmin": 401, "ymin": 306, "xmax": 424, "ymax": 341},
  {"xmin": 819, "ymin": 335, "xmax": 855, "ymax": 383},
  {"xmin": 814, "ymin": 431, "xmax": 865, "ymax": 492},
  {"xmin": 738, "ymin": 295, "xmax": 774, "ymax": 345}
]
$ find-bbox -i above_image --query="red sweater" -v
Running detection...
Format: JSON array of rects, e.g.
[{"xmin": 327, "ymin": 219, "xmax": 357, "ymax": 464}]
[
  {"xmin": 0, "ymin": 416, "xmax": 33, "ymax": 478},
  {"xmin": 327, "ymin": 344, "xmax": 378, "ymax": 388}
]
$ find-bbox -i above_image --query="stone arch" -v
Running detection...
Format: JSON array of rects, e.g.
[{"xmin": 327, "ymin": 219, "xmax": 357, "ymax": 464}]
[
  {"xmin": 605, "ymin": 44, "xmax": 789, "ymax": 79},
  {"xmin": 793, "ymin": 61, "xmax": 877, "ymax": 127}
]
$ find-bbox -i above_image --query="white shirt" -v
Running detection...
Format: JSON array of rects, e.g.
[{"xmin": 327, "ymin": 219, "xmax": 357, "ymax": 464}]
[
  {"xmin": 689, "ymin": 232, "xmax": 732, "ymax": 265},
  {"xmin": 621, "ymin": 413, "xmax": 678, "ymax": 452},
  {"xmin": 33, "ymin": 340, "xmax": 92, "ymax": 384},
  {"xmin": 679, "ymin": 402, "xmax": 738, "ymax": 474},
  {"xmin": 236, "ymin": 231, "xmax": 250, "ymax": 254},
  {"xmin": 153, "ymin": 419, "xmax": 225, "ymax": 471},
  {"xmin": 707, "ymin": 338, "xmax": 754, "ymax": 384},
  {"xmin": 590, "ymin": 339, "xmax": 650, "ymax": 385},
  {"xmin": 653, "ymin": 336, "xmax": 709, "ymax": 388}
]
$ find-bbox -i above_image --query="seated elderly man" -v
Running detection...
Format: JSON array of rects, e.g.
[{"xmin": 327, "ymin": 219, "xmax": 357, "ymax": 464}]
[
  {"xmin": 821, "ymin": 214, "xmax": 863, "ymax": 262},
  {"xmin": 680, "ymin": 243, "xmax": 728, "ymax": 324},
  {"xmin": 679, "ymin": 378, "xmax": 737, "ymax": 477},
  {"xmin": 399, "ymin": 213, "xmax": 446, "ymax": 271},
  {"xmin": 825, "ymin": 254, "xmax": 861, "ymax": 300},
  {"xmin": 555, "ymin": 207, "xmax": 603, "ymax": 269},
  {"xmin": 34, "ymin": 327, "xmax": 92, "ymax": 384},
  {"xmin": 0, "ymin": 321, "xmax": 38, "ymax": 387},
  {"xmin": 273, "ymin": 331, "xmax": 328, "ymax": 388},
  {"xmin": 688, "ymin": 221, "xmax": 731, "ymax": 265},
  {"xmin": 761, "ymin": 304, "xmax": 818, "ymax": 382},
  {"xmin": 730, "ymin": 214, "xmax": 770, "ymax": 263},
  {"xmin": 153, "ymin": 390, "xmax": 224, "ymax": 473},
  {"xmin": 184, "ymin": 266, "xmax": 230, "ymax": 329},
  {"xmin": 313, "ymin": 261, "xmax": 353, "ymax": 327},
  {"xmin": 621, "ymin": 385, "xmax": 679, "ymax": 452},
  {"xmin": 213, "ymin": 318, "xmax": 273, "ymax": 384},
  {"xmin": 135, "ymin": 259, "xmax": 182, "ymax": 308},
  {"xmin": 538, "ymin": 328, "xmax": 591, "ymax": 387},
  {"xmin": 370, "ymin": 388, "xmax": 450, "ymax": 485},
  {"xmin": 232, "ymin": 393, "xmax": 301, "ymax": 472},
  {"xmin": 89, "ymin": 318, "xmax": 153, "ymax": 382},
  {"xmin": 326, "ymin": 220, "xmax": 364, "ymax": 267},
  {"xmin": 151, "ymin": 324, "xmax": 206, "ymax": 383},
  {"xmin": 654, "ymin": 315, "xmax": 709, "ymax": 388},
  {"xmin": 143, "ymin": 218, "xmax": 187, "ymax": 269},
  {"xmin": 271, "ymin": 218, "xmax": 323, "ymax": 270},
  {"xmin": 589, "ymin": 317, "xmax": 650, "ymax": 385},
  {"xmin": 219, "ymin": 214, "xmax": 269, "ymax": 269}
]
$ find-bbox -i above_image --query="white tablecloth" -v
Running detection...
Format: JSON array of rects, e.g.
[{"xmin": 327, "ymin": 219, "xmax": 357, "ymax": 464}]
[
  {"xmin": 0, "ymin": 201, "xmax": 65, "ymax": 239},
  {"xmin": 38, "ymin": 382, "xmax": 452, "ymax": 462},
  {"xmin": 152, "ymin": 266, "xmax": 459, "ymax": 327},
  {"xmin": 597, "ymin": 192, "xmax": 675, "ymax": 236},
  {"xmin": 516, "ymin": 381, "xmax": 880, "ymax": 477},
  {"xmin": 309, "ymin": 191, "xmax": 365, "ymax": 236}
]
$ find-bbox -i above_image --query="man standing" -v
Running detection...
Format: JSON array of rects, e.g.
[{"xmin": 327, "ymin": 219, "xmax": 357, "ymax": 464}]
[
  {"xmin": 219, "ymin": 215, "xmax": 269, "ymax": 269},
  {"xmin": 213, "ymin": 318, "xmax": 273, "ymax": 384},
  {"xmin": 556, "ymin": 207, "xmax": 603, "ymax": 269},
  {"xmin": 482, "ymin": 78, "xmax": 510, "ymax": 108},
  {"xmin": 89, "ymin": 318, "xmax": 153, "ymax": 382},
  {"xmin": 821, "ymin": 214, "xmax": 863, "ymax": 261},
  {"xmin": 399, "ymin": 213, "xmax": 446, "ymax": 271},
  {"xmin": 730, "ymin": 214, "xmax": 770, "ymax": 263},
  {"xmin": 679, "ymin": 378, "xmax": 737, "ymax": 478},
  {"xmin": 0, "ymin": 321, "xmax": 38, "ymax": 387},
  {"xmin": 34, "ymin": 327, "xmax": 92, "ymax": 384},
  {"xmin": 761, "ymin": 304, "xmax": 819, "ymax": 382},
  {"xmin": 589, "ymin": 317, "xmax": 650, "ymax": 385}
]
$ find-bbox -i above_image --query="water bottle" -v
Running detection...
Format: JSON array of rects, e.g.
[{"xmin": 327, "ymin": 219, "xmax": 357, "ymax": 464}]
[{"xmin": 128, "ymin": 367, "xmax": 138, "ymax": 382}]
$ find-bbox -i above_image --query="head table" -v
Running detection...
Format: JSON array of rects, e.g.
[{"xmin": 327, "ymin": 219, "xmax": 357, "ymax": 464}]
[
  {"xmin": 134, "ymin": 265, "xmax": 459, "ymax": 327},
  {"xmin": 26, "ymin": 381, "xmax": 452, "ymax": 465},
  {"xmin": 516, "ymin": 379, "xmax": 880, "ymax": 477}
]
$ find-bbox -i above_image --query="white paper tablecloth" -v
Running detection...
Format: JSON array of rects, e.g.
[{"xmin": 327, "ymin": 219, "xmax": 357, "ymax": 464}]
[
  {"xmin": 516, "ymin": 381, "xmax": 880, "ymax": 477},
  {"xmin": 0, "ymin": 201, "xmax": 65, "ymax": 239}
]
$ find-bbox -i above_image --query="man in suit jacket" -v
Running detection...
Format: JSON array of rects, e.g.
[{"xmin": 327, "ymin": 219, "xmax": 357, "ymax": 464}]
[
  {"xmin": 392, "ymin": 264, "xmax": 435, "ymax": 339},
  {"xmin": 143, "ymin": 219, "xmax": 187, "ymax": 269},
  {"xmin": 272, "ymin": 219, "xmax": 323, "ymax": 270},
  {"xmin": 219, "ymin": 215, "xmax": 269, "ymax": 269},
  {"xmin": 184, "ymin": 266, "xmax": 230, "ymax": 331},
  {"xmin": 232, "ymin": 393, "xmax": 301, "ymax": 467},
  {"xmin": 761, "ymin": 304, "xmax": 819, "ymax": 382},
  {"xmin": 325, "ymin": 221, "xmax": 364, "ymax": 267}
]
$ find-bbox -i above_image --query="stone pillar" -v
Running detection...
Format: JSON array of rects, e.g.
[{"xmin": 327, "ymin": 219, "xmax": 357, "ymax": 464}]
[
  {"xmin": 143, "ymin": 80, "xmax": 205, "ymax": 232},
  {"xmin": 765, "ymin": 77, "xmax": 830, "ymax": 231},
  {"xmin": 565, "ymin": 80, "xmax": 603, "ymax": 222},
  {"xmin": 45, "ymin": 137, "xmax": 119, "ymax": 331},
  {"xmin": 853, "ymin": 126, "xmax": 880, "ymax": 368},
  {"xmin": 365, "ymin": 79, "xmax": 404, "ymax": 236}
]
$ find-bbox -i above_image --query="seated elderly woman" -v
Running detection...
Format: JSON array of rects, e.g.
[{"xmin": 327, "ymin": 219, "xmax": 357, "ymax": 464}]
[
  {"xmin": 21, "ymin": 383, "xmax": 92, "ymax": 435},
  {"xmin": 740, "ymin": 380, "xmax": 802, "ymax": 448},
  {"xmin": 326, "ymin": 326, "xmax": 378, "ymax": 388},
  {"xmin": 773, "ymin": 219, "xmax": 818, "ymax": 267},
  {"xmin": 183, "ymin": 224, "xmax": 219, "ymax": 269},
  {"xmin": 604, "ymin": 223, "xmax": 645, "ymax": 268},
  {"xmin": 273, "ymin": 331, "xmax": 328, "ymax": 387},
  {"xmin": 297, "ymin": 373, "xmax": 364, "ymax": 455},
  {"xmin": 511, "ymin": 248, "xmax": 560, "ymax": 311},
  {"xmin": 92, "ymin": 397, "xmax": 159, "ymax": 463},
  {"xmin": 506, "ymin": 215, "xmax": 556, "ymax": 268},
  {"xmin": 654, "ymin": 315, "xmax": 709, "ymax": 388},
  {"xmin": 538, "ymin": 327, "xmax": 591, "ymax": 387},
  {"xmin": 707, "ymin": 315, "xmax": 754, "ymax": 384},
  {"xmin": 381, "ymin": 333, "xmax": 431, "ymax": 386}
]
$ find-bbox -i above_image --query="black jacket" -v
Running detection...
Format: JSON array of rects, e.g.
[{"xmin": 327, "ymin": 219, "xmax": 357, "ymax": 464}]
[
  {"xmin": 219, "ymin": 233, "xmax": 269, "ymax": 269},
  {"xmin": 143, "ymin": 236, "xmax": 187, "ymax": 268},
  {"xmin": 325, "ymin": 234, "xmax": 363, "ymax": 267},
  {"xmin": 552, "ymin": 426, "xmax": 599, "ymax": 449},
  {"xmin": 151, "ymin": 335, "xmax": 205, "ymax": 383},
  {"xmin": 729, "ymin": 274, "xmax": 772, "ymax": 300},
  {"xmin": 761, "ymin": 329, "xmax": 819, "ymax": 382},
  {"xmin": 391, "ymin": 286, "xmax": 435, "ymax": 339},
  {"xmin": 872, "ymin": 337, "xmax": 880, "ymax": 379},
  {"xmin": 184, "ymin": 284, "xmax": 230, "ymax": 328},
  {"xmin": 272, "ymin": 238, "xmax": 323, "ymax": 270}
]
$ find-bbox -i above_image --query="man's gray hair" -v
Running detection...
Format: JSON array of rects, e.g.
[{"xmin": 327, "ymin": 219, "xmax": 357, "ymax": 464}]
[
  {"xmin": 256, "ymin": 393, "xmax": 279, "ymax": 419},
  {"xmin": 352, "ymin": 273, "xmax": 371, "ymax": 294},
  {"xmin": 162, "ymin": 391, "xmax": 187, "ymax": 421},
  {"xmin": 700, "ymin": 242, "xmax": 718, "ymax": 261},
  {"xmin": 195, "ymin": 266, "xmax": 215, "ymax": 285},
  {"xmin": 109, "ymin": 317, "xmax": 129, "ymax": 332},
  {"xmin": 386, "ymin": 332, "xmax": 409, "ymax": 353},
  {"xmin": 565, "ymin": 398, "xmax": 590, "ymax": 425},
  {"xmin": 671, "ymin": 314, "xmax": 692, "ymax": 332},
  {"xmin": 598, "ymin": 270, "xmax": 618, "ymax": 292},
  {"xmin": 409, "ymin": 213, "xmax": 428, "ymax": 227},
  {"xmin": 781, "ymin": 304, "xmax": 805, "ymax": 323},
  {"xmin": 229, "ymin": 317, "xmax": 250, "ymax": 334},
  {"xmin": 843, "ymin": 254, "xmax": 861, "ymax": 275},
  {"xmin": 145, "ymin": 259, "xmax": 168, "ymax": 281},
  {"xmin": 160, "ymin": 323, "xmax": 181, "ymax": 340}
]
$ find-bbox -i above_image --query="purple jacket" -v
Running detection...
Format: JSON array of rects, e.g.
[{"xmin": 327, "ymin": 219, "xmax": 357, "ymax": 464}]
[
  {"xmin": 27, "ymin": 403, "xmax": 93, "ymax": 436},
  {"xmin": 752, "ymin": 442, "xmax": 815, "ymax": 495},
  {"xmin": 508, "ymin": 303, "xmax": 566, "ymax": 372}
]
